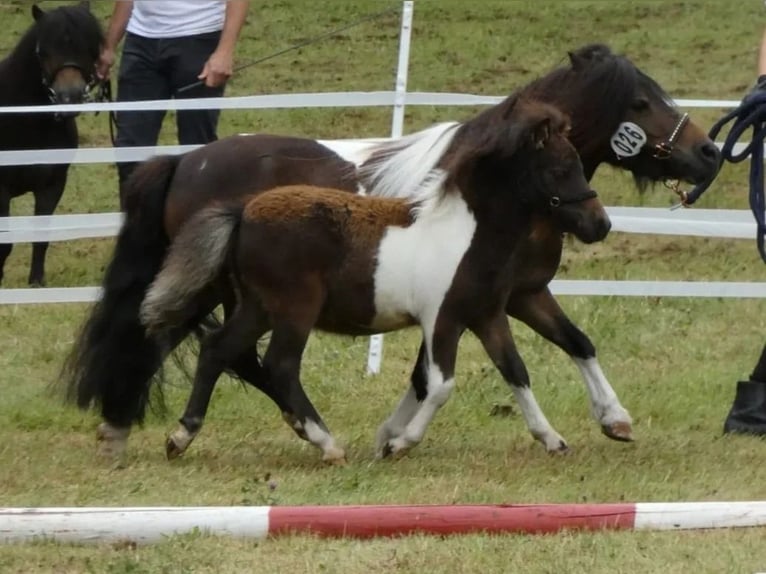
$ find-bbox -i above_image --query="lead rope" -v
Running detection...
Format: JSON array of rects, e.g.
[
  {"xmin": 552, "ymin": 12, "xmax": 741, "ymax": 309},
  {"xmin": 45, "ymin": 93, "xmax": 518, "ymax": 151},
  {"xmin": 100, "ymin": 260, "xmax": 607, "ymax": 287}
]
[{"xmin": 683, "ymin": 90, "xmax": 766, "ymax": 263}]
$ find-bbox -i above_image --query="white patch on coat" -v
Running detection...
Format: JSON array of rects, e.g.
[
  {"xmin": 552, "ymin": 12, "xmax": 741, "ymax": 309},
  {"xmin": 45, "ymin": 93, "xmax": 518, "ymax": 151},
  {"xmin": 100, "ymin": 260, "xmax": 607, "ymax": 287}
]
[
  {"xmin": 198, "ymin": 158, "xmax": 208, "ymax": 172},
  {"xmin": 572, "ymin": 357, "xmax": 632, "ymax": 426},
  {"xmin": 370, "ymin": 191, "xmax": 476, "ymax": 333}
]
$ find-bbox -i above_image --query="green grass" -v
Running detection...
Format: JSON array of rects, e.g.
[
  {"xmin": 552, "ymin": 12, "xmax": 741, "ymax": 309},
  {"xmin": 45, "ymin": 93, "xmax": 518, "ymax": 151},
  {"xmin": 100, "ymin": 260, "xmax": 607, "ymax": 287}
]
[{"xmin": 2, "ymin": 0, "xmax": 766, "ymax": 572}]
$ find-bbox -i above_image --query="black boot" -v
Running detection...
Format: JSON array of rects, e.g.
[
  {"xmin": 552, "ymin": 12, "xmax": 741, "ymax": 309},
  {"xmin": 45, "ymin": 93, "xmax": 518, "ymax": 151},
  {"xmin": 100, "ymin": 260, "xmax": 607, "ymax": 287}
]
[{"xmin": 723, "ymin": 380, "xmax": 766, "ymax": 436}]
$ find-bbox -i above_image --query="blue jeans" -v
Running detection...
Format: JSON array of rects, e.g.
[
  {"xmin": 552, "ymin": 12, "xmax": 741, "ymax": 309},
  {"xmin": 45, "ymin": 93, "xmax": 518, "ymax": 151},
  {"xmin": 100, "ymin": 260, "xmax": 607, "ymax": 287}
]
[{"xmin": 115, "ymin": 31, "xmax": 226, "ymax": 201}]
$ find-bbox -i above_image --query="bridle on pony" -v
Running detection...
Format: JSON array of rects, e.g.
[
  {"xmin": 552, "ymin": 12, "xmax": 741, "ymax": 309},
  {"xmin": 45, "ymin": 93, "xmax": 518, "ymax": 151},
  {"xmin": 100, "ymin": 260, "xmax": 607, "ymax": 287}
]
[{"xmin": 35, "ymin": 42, "xmax": 112, "ymax": 124}]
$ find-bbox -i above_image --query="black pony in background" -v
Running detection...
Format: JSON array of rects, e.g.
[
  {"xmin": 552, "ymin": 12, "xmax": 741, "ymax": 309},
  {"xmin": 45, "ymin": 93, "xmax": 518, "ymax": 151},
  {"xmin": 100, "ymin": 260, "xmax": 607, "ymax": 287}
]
[{"xmin": 0, "ymin": 2, "xmax": 103, "ymax": 286}]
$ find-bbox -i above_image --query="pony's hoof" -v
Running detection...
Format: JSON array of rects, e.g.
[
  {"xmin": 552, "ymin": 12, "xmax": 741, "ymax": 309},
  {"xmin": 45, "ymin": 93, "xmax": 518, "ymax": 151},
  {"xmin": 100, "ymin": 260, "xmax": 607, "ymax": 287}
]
[
  {"xmin": 96, "ymin": 422, "xmax": 129, "ymax": 460},
  {"xmin": 601, "ymin": 422, "xmax": 634, "ymax": 442},
  {"xmin": 378, "ymin": 439, "xmax": 410, "ymax": 460},
  {"xmin": 166, "ymin": 427, "xmax": 195, "ymax": 460},
  {"xmin": 546, "ymin": 440, "xmax": 571, "ymax": 455},
  {"xmin": 322, "ymin": 447, "xmax": 347, "ymax": 466}
]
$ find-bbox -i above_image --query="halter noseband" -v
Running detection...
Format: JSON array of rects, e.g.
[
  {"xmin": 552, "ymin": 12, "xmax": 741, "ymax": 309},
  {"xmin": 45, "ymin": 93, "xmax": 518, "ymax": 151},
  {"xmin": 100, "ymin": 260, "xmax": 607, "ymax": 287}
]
[
  {"xmin": 35, "ymin": 42, "xmax": 96, "ymax": 106},
  {"xmin": 651, "ymin": 112, "xmax": 690, "ymax": 160},
  {"xmin": 549, "ymin": 188, "xmax": 598, "ymax": 208}
]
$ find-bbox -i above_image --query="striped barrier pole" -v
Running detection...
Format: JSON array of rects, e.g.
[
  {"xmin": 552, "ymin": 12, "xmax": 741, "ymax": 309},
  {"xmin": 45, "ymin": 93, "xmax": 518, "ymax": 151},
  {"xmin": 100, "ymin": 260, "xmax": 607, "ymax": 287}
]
[{"xmin": 2, "ymin": 502, "xmax": 766, "ymax": 544}]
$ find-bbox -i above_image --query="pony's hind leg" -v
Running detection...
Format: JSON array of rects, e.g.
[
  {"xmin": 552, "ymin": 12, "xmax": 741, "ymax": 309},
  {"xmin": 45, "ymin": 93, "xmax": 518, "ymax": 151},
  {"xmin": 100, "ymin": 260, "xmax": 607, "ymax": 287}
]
[
  {"xmin": 166, "ymin": 297, "xmax": 265, "ymax": 459},
  {"xmin": 263, "ymin": 318, "xmax": 345, "ymax": 465},
  {"xmin": 506, "ymin": 288, "xmax": 633, "ymax": 442},
  {"xmin": 475, "ymin": 311, "xmax": 569, "ymax": 454}
]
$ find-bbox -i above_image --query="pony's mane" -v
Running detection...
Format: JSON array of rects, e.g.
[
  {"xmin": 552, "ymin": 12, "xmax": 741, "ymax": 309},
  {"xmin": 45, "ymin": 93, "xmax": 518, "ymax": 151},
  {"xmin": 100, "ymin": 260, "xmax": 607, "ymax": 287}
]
[
  {"xmin": 357, "ymin": 122, "xmax": 461, "ymax": 214},
  {"xmin": 525, "ymin": 43, "xmax": 672, "ymax": 159}
]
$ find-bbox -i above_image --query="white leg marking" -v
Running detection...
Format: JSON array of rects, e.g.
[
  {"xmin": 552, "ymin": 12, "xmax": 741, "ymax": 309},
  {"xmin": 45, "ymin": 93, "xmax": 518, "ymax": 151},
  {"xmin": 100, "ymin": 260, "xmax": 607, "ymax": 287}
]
[
  {"xmin": 511, "ymin": 386, "xmax": 569, "ymax": 453},
  {"xmin": 573, "ymin": 357, "xmax": 632, "ymax": 427},
  {"xmin": 375, "ymin": 385, "xmax": 421, "ymax": 454},
  {"xmin": 385, "ymin": 361, "xmax": 455, "ymax": 456},
  {"xmin": 96, "ymin": 422, "xmax": 130, "ymax": 459},
  {"xmin": 166, "ymin": 424, "xmax": 198, "ymax": 459},
  {"xmin": 303, "ymin": 419, "xmax": 346, "ymax": 463}
]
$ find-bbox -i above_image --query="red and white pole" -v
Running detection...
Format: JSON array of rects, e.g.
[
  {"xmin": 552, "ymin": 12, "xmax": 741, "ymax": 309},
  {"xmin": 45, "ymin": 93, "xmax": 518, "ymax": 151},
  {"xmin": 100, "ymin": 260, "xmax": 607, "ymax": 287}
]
[{"xmin": 2, "ymin": 502, "xmax": 766, "ymax": 544}]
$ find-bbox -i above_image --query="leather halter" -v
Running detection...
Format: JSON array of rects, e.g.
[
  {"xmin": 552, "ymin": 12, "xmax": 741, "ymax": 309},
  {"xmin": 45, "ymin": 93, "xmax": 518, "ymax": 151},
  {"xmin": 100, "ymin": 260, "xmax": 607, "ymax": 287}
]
[
  {"xmin": 35, "ymin": 42, "xmax": 96, "ymax": 105},
  {"xmin": 651, "ymin": 112, "xmax": 689, "ymax": 160}
]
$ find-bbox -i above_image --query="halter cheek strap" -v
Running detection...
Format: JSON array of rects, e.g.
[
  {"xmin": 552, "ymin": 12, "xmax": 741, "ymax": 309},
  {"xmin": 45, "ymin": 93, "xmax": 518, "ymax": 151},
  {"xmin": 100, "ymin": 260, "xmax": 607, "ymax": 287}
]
[
  {"xmin": 609, "ymin": 112, "xmax": 690, "ymax": 161},
  {"xmin": 549, "ymin": 188, "xmax": 598, "ymax": 208},
  {"xmin": 651, "ymin": 113, "xmax": 689, "ymax": 160}
]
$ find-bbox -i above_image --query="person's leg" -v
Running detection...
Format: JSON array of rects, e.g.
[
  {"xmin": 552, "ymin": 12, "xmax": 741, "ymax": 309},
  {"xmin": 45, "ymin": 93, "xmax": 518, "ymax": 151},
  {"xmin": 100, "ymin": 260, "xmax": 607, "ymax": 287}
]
[
  {"xmin": 114, "ymin": 33, "xmax": 171, "ymax": 206},
  {"xmin": 166, "ymin": 31, "xmax": 225, "ymax": 146},
  {"xmin": 723, "ymin": 342, "xmax": 766, "ymax": 436}
]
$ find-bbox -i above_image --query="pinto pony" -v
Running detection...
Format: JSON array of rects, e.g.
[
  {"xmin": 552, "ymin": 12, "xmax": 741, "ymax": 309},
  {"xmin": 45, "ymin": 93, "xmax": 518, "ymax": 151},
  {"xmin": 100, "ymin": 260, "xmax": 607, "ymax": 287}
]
[
  {"xmin": 138, "ymin": 98, "xmax": 610, "ymax": 462},
  {"xmin": 62, "ymin": 44, "xmax": 720, "ymax": 459}
]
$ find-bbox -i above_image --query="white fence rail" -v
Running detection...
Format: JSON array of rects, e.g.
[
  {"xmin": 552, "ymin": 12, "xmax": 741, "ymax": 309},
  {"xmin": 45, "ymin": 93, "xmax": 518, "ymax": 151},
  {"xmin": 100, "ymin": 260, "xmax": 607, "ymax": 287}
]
[{"xmin": 0, "ymin": 1, "xmax": 762, "ymax": 312}]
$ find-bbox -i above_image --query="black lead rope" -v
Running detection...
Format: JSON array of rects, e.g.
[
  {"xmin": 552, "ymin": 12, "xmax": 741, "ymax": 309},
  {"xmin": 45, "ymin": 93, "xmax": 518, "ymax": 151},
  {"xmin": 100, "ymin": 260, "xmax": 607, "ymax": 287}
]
[
  {"xmin": 684, "ymin": 90, "xmax": 766, "ymax": 263},
  {"xmin": 175, "ymin": 5, "xmax": 400, "ymax": 94}
]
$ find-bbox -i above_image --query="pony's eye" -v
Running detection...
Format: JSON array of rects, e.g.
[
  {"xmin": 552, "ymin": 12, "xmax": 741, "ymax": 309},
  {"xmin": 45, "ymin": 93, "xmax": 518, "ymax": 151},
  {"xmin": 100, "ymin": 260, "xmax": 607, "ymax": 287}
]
[{"xmin": 631, "ymin": 98, "xmax": 650, "ymax": 112}]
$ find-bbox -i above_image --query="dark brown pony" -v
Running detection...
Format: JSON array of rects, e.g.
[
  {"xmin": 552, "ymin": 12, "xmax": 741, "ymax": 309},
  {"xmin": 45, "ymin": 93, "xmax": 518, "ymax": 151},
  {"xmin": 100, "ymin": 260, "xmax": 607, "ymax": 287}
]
[
  {"xmin": 0, "ymin": 2, "xmax": 103, "ymax": 285},
  {"xmin": 138, "ymin": 98, "xmax": 610, "ymax": 462},
  {"xmin": 62, "ymin": 44, "xmax": 720, "ymax": 459}
]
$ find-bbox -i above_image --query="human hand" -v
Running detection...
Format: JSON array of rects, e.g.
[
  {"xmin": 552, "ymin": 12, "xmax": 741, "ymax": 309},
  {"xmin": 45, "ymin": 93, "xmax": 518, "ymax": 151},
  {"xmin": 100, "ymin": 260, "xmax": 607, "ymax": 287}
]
[
  {"xmin": 96, "ymin": 47, "xmax": 115, "ymax": 80},
  {"xmin": 198, "ymin": 49, "xmax": 233, "ymax": 88},
  {"xmin": 750, "ymin": 74, "xmax": 766, "ymax": 97}
]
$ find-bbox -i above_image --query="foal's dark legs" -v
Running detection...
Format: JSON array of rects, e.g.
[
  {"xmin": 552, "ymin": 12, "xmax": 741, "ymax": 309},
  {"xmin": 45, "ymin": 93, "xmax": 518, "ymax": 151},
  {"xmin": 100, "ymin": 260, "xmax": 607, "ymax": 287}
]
[
  {"xmin": 505, "ymin": 287, "xmax": 633, "ymax": 441},
  {"xmin": 473, "ymin": 310, "xmax": 569, "ymax": 453},
  {"xmin": 262, "ymin": 318, "xmax": 345, "ymax": 464}
]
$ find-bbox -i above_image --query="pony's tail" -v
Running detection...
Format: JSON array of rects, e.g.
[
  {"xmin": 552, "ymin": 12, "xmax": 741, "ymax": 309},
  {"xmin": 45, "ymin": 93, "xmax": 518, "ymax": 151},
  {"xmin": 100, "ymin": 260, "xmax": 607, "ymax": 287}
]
[
  {"xmin": 139, "ymin": 204, "xmax": 243, "ymax": 337},
  {"xmin": 59, "ymin": 155, "xmax": 180, "ymax": 427}
]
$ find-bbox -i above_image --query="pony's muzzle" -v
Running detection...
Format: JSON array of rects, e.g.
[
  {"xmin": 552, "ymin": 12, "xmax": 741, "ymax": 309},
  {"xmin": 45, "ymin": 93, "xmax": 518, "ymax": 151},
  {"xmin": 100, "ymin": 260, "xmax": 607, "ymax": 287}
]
[
  {"xmin": 51, "ymin": 67, "xmax": 88, "ymax": 104},
  {"xmin": 573, "ymin": 197, "xmax": 611, "ymax": 244}
]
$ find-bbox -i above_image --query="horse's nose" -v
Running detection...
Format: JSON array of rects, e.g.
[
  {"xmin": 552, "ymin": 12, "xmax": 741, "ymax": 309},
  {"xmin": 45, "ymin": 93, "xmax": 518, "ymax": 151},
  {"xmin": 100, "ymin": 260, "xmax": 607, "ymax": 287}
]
[
  {"xmin": 591, "ymin": 213, "xmax": 611, "ymax": 242},
  {"xmin": 696, "ymin": 141, "xmax": 722, "ymax": 168},
  {"xmin": 55, "ymin": 87, "xmax": 85, "ymax": 104}
]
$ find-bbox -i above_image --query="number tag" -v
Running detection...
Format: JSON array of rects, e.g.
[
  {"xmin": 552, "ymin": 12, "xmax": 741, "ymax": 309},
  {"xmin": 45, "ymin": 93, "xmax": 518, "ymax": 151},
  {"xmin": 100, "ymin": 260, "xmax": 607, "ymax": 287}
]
[{"xmin": 610, "ymin": 122, "xmax": 647, "ymax": 158}]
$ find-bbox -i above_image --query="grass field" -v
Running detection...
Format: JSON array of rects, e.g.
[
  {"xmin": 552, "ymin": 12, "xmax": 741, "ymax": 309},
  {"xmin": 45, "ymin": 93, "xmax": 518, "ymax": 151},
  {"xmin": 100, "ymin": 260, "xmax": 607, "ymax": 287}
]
[{"xmin": 2, "ymin": 0, "xmax": 766, "ymax": 572}]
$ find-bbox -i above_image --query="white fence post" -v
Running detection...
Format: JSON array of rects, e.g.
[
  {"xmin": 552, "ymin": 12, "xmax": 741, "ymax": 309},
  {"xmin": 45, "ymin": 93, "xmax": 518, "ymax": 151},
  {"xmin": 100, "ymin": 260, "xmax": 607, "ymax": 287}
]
[{"xmin": 366, "ymin": 0, "xmax": 414, "ymax": 376}]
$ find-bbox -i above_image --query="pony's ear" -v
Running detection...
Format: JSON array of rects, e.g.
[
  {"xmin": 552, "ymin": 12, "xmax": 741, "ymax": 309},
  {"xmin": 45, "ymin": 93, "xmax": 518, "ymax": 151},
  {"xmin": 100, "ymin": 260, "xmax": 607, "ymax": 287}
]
[
  {"xmin": 568, "ymin": 50, "xmax": 586, "ymax": 72},
  {"xmin": 569, "ymin": 44, "xmax": 612, "ymax": 71},
  {"xmin": 531, "ymin": 117, "xmax": 551, "ymax": 150},
  {"xmin": 79, "ymin": 1, "xmax": 91, "ymax": 11},
  {"xmin": 32, "ymin": 4, "xmax": 45, "ymax": 21}
]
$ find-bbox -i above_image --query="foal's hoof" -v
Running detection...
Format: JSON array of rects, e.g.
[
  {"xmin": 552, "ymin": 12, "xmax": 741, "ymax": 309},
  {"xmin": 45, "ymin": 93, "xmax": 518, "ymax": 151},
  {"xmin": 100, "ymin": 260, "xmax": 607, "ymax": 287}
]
[
  {"xmin": 378, "ymin": 439, "xmax": 411, "ymax": 460},
  {"xmin": 322, "ymin": 447, "xmax": 347, "ymax": 466},
  {"xmin": 601, "ymin": 422, "xmax": 634, "ymax": 442},
  {"xmin": 546, "ymin": 439, "xmax": 571, "ymax": 455},
  {"xmin": 166, "ymin": 427, "xmax": 195, "ymax": 460}
]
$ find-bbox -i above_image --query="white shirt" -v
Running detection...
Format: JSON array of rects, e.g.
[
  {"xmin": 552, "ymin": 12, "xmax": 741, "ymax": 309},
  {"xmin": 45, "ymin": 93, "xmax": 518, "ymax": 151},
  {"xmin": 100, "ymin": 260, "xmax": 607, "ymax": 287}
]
[{"xmin": 127, "ymin": 1, "xmax": 226, "ymax": 39}]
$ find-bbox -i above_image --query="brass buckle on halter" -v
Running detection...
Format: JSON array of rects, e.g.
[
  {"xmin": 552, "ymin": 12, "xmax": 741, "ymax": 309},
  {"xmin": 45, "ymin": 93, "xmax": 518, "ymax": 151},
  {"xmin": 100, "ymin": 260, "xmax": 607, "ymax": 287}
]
[
  {"xmin": 664, "ymin": 179, "xmax": 690, "ymax": 209},
  {"xmin": 653, "ymin": 143, "xmax": 673, "ymax": 160}
]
